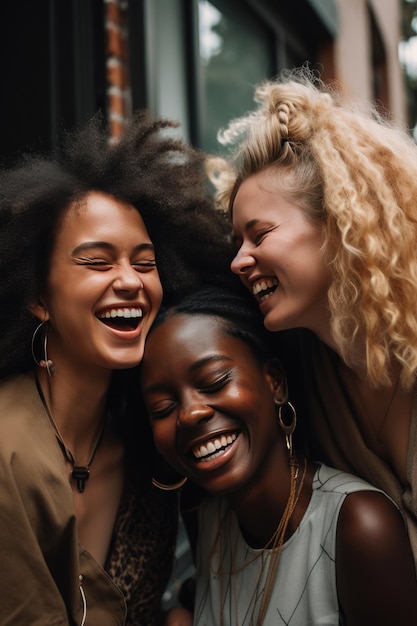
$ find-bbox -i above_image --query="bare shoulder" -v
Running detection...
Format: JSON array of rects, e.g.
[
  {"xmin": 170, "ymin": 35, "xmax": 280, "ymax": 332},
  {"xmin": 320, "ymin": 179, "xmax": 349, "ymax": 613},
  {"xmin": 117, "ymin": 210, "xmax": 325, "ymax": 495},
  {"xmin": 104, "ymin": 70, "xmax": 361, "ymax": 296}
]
[
  {"xmin": 337, "ymin": 490, "xmax": 404, "ymax": 546},
  {"xmin": 336, "ymin": 490, "xmax": 417, "ymax": 626}
]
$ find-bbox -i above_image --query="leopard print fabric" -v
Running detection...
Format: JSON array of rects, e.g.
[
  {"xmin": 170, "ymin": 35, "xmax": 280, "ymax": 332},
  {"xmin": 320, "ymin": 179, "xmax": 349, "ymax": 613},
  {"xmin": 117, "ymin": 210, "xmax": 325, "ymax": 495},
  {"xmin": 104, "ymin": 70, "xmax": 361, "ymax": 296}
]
[{"xmin": 106, "ymin": 473, "xmax": 178, "ymax": 625}]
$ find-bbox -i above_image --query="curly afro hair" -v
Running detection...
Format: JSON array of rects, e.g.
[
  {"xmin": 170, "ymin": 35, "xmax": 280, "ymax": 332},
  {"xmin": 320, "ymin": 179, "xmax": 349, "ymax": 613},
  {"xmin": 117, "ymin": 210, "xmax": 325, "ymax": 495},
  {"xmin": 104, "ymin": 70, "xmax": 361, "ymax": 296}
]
[{"xmin": 0, "ymin": 110, "xmax": 235, "ymax": 377}]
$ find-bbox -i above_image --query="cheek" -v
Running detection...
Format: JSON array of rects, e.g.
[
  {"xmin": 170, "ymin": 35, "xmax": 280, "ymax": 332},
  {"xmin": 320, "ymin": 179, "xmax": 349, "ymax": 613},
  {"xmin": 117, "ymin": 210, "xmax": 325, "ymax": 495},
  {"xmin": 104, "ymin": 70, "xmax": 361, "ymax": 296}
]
[
  {"xmin": 151, "ymin": 421, "xmax": 175, "ymax": 456},
  {"xmin": 147, "ymin": 275, "xmax": 163, "ymax": 309},
  {"xmin": 285, "ymin": 242, "xmax": 329, "ymax": 288},
  {"xmin": 151, "ymin": 421, "xmax": 187, "ymax": 474}
]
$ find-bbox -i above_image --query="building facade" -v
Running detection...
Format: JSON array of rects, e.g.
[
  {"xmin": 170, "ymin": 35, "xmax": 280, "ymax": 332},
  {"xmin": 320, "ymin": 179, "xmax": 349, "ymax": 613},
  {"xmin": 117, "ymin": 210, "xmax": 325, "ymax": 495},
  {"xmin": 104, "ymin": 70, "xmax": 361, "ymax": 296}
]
[{"xmin": 1, "ymin": 0, "xmax": 407, "ymax": 165}]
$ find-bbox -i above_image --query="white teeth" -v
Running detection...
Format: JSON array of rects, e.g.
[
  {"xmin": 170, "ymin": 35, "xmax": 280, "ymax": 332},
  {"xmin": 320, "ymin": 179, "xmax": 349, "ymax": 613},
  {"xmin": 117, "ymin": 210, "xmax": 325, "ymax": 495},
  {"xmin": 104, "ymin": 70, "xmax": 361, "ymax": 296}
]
[
  {"xmin": 200, "ymin": 449, "xmax": 226, "ymax": 462},
  {"xmin": 252, "ymin": 278, "xmax": 278, "ymax": 296},
  {"xmin": 193, "ymin": 432, "xmax": 237, "ymax": 460},
  {"xmin": 99, "ymin": 308, "xmax": 143, "ymax": 319}
]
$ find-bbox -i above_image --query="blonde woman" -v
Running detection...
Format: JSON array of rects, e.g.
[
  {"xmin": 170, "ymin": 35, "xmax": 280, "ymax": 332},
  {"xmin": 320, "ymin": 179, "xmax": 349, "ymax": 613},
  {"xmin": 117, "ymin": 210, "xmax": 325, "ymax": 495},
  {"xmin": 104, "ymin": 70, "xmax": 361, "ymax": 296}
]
[{"xmin": 208, "ymin": 67, "xmax": 417, "ymax": 567}]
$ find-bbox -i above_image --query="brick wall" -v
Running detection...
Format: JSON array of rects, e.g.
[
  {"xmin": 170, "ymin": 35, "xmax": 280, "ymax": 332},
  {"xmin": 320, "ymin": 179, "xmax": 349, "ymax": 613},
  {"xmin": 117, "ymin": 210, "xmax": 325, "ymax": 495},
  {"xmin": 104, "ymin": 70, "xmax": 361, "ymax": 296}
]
[{"xmin": 105, "ymin": 0, "xmax": 132, "ymax": 138}]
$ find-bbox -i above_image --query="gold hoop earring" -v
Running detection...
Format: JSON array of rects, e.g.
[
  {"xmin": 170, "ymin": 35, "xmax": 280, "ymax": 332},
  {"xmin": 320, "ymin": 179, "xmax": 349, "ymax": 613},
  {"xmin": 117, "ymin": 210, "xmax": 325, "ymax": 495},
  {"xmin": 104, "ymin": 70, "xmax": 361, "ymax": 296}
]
[
  {"xmin": 151, "ymin": 476, "xmax": 188, "ymax": 491},
  {"xmin": 277, "ymin": 401, "xmax": 297, "ymax": 458},
  {"xmin": 31, "ymin": 321, "xmax": 55, "ymax": 378}
]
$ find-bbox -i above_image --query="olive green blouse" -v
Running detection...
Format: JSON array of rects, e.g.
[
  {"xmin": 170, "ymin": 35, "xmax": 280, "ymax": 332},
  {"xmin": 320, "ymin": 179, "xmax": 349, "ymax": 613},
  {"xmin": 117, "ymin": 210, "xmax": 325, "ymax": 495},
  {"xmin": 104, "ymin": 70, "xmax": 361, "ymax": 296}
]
[{"xmin": 0, "ymin": 374, "xmax": 177, "ymax": 625}]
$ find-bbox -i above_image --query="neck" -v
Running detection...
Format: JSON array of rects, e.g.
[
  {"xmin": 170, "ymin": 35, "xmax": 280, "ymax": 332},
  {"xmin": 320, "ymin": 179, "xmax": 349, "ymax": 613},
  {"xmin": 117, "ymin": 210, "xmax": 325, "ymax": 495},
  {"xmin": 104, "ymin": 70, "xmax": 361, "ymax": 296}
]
[
  {"xmin": 35, "ymin": 365, "xmax": 110, "ymax": 457},
  {"xmin": 229, "ymin": 455, "xmax": 310, "ymax": 548},
  {"xmin": 304, "ymin": 302, "xmax": 366, "ymax": 365}
]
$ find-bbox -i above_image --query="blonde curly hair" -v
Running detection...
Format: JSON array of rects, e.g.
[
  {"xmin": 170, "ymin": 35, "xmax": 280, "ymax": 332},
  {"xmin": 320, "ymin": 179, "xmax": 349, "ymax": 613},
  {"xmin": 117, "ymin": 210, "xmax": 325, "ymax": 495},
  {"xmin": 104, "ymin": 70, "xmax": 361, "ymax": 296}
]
[{"xmin": 208, "ymin": 67, "xmax": 417, "ymax": 389}]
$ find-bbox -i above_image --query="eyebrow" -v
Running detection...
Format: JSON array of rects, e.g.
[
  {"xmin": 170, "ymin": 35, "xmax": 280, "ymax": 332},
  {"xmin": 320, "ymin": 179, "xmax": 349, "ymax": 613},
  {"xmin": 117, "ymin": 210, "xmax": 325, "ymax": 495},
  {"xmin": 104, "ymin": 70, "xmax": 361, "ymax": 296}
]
[
  {"xmin": 142, "ymin": 354, "xmax": 233, "ymax": 395},
  {"xmin": 245, "ymin": 219, "xmax": 259, "ymax": 230},
  {"xmin": 71, "ymin": 241, "xmax": 155, "ymax": 256},
  {"xmin": 232, "ymin": 219, "xmax": 259, "ymax": 238},
  {"xmin": 189, "ymin": 354, "xmax": 232, "ymax": 373}
]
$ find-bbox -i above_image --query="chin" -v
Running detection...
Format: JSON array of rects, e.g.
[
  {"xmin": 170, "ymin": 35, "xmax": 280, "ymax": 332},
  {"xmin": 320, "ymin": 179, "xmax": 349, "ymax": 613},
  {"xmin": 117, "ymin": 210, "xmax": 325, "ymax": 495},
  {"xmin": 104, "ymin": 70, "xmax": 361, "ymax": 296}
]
[
  {"xmin": 202, "ymin": 477, "xmax": 245, "ymax": 498},
  {"xmin": 112, "ymin": 361, "xmax": 142, "ymax": 371},
  {"xmin": 264, "ymin": 312, "xmax": 297, "ymax": 333},
  {"xmin": 263, "ymin": 315, "xmax": 283, "ymax": 332},
  {"xmin": 106, "ymin": 349, "xmax": 145, "ymax": 370}
]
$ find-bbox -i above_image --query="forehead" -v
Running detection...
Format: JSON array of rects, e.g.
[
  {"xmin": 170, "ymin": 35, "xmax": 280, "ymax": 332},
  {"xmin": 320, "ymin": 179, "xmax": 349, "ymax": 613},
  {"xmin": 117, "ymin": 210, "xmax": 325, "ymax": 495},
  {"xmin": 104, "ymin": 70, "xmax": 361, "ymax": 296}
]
[
  {"xmin": 148, "ymin": 314, "xmax": 225, "ymax": 350},
  {"xmin": 232, "ymin": 170, "xmax": 290, "ymax": 223},
  {"xmin": 233, "ymin": 168, "xmax": 292, "ymax": 203},
  {"xmin": 141, "ymin": 313, "xmax": 266, "ymax": 392},
  {"xmin": 144, "ymin": 314, "xmax": 250, "ymax": 363},
  {"xmin": 62, "ymin": 191, "xmax": 145, "ymax": 227},
  {"xmin": 54, "ymin": 192, "xmax": 151, "ymax": 247}
]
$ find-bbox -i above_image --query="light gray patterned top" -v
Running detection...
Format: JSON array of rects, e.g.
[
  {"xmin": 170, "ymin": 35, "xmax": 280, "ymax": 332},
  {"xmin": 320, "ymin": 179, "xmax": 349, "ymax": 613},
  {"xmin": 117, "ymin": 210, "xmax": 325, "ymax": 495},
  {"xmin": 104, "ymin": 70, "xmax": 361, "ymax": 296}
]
[{"xmin": 194, "ymin": 464, "xmax": 383, "ymax": 626}]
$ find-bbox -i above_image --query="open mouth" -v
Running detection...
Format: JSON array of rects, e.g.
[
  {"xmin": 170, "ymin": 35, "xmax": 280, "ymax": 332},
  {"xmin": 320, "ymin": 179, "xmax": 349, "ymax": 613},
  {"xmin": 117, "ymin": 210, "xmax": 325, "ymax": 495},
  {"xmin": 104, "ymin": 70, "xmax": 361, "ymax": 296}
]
[
  {"xmin": 192, "ymin": 431, "xmax": 238, "ymax": 463},
  {"xmin": 96, "ymin": 307, "xmax": 143, "ymax": 331},
  {"xmin": 252, "ymin": 278, "xmax": 278, "ymax": 302}
]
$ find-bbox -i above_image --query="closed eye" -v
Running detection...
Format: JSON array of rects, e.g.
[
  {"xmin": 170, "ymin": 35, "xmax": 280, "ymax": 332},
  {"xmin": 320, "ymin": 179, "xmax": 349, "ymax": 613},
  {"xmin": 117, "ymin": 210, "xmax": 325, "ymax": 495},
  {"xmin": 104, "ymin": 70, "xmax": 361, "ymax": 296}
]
[
  {"xmin": 200, "ymin": 372, "xmax": 232, "ymax": 393},
  {"xmin": 132, "ymin": 260, "xmax": 157, "ymax": 271},
  {"xmin": 254, "ymin": 226, "xmax": 276, "ymax": 246},
  {"xmin": 148, "ymin": 400, "xmax": 177, "ymax": 420},
  {"xmin": 76, "ymin": 258, "xmax": 112, "ymax": 269},
  {"xmin": 76, "ymin": 257, "xmax": 157, "ymax": 271}
]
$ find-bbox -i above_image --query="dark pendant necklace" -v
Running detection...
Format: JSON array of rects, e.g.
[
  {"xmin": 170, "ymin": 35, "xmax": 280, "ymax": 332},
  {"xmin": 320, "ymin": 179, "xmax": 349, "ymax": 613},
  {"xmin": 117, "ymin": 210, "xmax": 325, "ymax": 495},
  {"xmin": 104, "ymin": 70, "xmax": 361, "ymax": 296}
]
[
  {"xmin": 36, "ymin": 376, "xmax": 106, "ymax": 493},
  {"xmin": 69, "ymin": 433, "xmax": 105, "ymax": 492}
]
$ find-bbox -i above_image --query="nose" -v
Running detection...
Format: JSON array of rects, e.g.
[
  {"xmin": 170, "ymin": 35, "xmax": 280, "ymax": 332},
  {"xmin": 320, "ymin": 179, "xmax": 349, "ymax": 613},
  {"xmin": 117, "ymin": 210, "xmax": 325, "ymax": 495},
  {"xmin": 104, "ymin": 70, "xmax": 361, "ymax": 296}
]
[
  {"xmin": 177, "ymin": 397, "xmax": 215, "ymax": 427},
  {"xmin": 113, "ymin": 263, "xmax": 143, "ymax": 293},
  {"xmin": 230, "ymin": 245, "xmax": 255, "ymax": 276}
]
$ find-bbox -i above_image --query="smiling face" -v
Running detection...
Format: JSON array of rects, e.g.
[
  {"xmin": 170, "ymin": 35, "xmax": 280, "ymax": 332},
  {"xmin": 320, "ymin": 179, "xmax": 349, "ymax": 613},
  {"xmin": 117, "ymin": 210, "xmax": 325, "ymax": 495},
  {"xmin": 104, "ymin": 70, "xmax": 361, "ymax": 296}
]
[
  {"xmin": 32, "ymin": 192, "xmax": 163, "ymax": 375},
  {"xmin": 141, "ymin": 313, "xmax": 286, "ymax": 497},
  {"xmin": 230, "ymin": 170, "xmax": 331, "ymax": 339}
]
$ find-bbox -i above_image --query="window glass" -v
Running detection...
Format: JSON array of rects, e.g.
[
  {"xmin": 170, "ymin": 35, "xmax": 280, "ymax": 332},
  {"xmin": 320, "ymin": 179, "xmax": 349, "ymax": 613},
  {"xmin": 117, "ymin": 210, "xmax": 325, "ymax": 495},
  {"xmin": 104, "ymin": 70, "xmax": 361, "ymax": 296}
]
[{"xmin": 198, "ymin": 0, "xmax": 274, "ymax": 154}]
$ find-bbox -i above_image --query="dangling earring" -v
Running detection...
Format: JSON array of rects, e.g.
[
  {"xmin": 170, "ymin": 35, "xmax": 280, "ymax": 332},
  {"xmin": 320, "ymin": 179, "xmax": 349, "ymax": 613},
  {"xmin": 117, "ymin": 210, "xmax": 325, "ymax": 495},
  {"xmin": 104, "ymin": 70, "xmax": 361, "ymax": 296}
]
[
  {"xmin": 276, "ymin": 399, "xmax": 297, "ymax": 458},
  {"xmin": 151, "ymin": 453, "xmax": 188, "ymax": 491},
  {"xmin": 31, "ymin": 321, "xmax": 55, "ymax": 378},
  {"xmin": 151, "ymin": 476, "xmax": 188, "ymax": 491}
]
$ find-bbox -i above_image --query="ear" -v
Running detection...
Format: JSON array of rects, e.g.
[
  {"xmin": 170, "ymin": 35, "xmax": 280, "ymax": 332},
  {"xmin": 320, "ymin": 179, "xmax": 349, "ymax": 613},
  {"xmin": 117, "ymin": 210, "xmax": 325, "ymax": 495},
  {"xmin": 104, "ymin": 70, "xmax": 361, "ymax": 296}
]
[
  {"xmin": 263, "ymin": 358, "xmax": 287, "ymax": 404},
  {"xmin": 29, "ymin": 298, "xmax": 50, "ymax": 323}
]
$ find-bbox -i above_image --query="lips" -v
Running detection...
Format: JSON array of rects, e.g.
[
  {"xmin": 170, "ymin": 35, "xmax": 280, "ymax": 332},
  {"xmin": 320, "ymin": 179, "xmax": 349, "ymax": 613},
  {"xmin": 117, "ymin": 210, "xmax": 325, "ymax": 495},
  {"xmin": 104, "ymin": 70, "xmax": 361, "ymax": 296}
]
[
  {"xmin": 96, "ymin": 307, "xmax": 143, "ymax": 331},
  {"xmin": 191, "ymin": 431, "xmax": 238, "ymax": 462}
]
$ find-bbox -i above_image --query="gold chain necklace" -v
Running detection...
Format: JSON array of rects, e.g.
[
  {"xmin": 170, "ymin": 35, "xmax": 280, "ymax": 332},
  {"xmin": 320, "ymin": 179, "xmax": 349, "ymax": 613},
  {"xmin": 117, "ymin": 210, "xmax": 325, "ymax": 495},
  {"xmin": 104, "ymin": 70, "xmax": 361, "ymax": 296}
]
[
  {"xmin": 213, "ymin": 456, "xmax": 308, "ymax": 626},
  {"xmin": 36, "ymin": 376, "xmax": 106, "ymax": 493}
]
